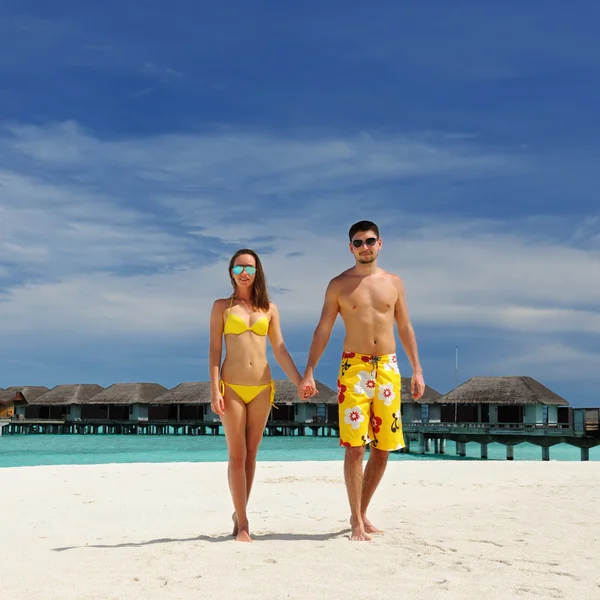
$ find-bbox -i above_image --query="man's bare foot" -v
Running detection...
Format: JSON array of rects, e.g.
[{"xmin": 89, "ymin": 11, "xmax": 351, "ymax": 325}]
[
  {"xmin": 362, "ymin": 516, "xmax": 383, "ymax": 534},
  {"xmin": 349, "ymin": 517, "xmax": 372, "ymax": 542},
  {"xmin": 232, "ymin": 512, "xmax": 238, "ymax": 537},
  {"xmin": 235, "ymin": 528, "xmax": 252, "ymax": 542}
]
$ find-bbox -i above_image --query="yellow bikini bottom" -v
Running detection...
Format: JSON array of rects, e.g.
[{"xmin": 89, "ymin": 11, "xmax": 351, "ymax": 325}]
[{"xmin": 220, "ymin": 379, "xmax": 276, "ymax": 406}]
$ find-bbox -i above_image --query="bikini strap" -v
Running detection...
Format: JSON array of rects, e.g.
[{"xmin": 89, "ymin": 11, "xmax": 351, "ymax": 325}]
[
  {"xmin": 270, "ymin": 380, "xmax": 278, "ymax": 409},
  {"xmin": 229, "ymin": 295, "xmax": 234, "ymax": 310}
]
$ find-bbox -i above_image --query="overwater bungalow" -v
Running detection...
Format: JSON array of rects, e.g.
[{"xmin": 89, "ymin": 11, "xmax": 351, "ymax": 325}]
[
  {"xmin": 1, "ymin": 386, "xmax": 49, "ymax": 418},
  {"xmin": 16, "ymin": 384, "xmax": 105, "ymax": 420},
  {"xmin": 6, "ymin": 380, "xmax": 337, "ymax": 424},
  {"xmin": 78, "ymin": 383, "xmax": 169, "ymax": 420},
  {"xmin": 149, "ymin": 382, "xmax": 209, "ymax": 421},
  {"xmin": 398, "ymin": 381, "xmax": 443, "ymax": 423},
  {"xmin": 416, "ymin": 376, "xmax": 570, "ymax": 427},
  {"xmin": 1, "ymin": 376, "xmax": 573, "ymax": 432}
]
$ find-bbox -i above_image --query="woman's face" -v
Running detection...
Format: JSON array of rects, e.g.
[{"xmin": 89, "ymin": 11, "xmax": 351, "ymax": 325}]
[{"xmin": 231, "ymin": 253, "xmax": 257, "ymax": 289}]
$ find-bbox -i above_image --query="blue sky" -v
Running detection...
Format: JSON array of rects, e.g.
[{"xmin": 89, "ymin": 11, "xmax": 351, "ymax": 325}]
[{"xmin": 1, "ymin": 1, "xmax": 599, "ymax": 406}]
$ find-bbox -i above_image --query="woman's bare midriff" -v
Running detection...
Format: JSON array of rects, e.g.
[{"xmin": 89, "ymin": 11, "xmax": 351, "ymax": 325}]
[{"xmin": 221, "ymin": 335, "xmax": 272, "ymax": 385}]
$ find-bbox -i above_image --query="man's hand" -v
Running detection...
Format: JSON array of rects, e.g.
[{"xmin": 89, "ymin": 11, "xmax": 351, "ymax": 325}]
[
  {"xmin": 298, "ymin": 375, "xmax": 318, "ymax": 400},
  {"xmin": 411, "ymin": 371, "xmax": 425, "ymax": 400}
]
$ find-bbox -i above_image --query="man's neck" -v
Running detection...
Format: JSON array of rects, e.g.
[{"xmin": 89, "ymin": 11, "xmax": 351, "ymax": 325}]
[{"xmin": 353, "ymin": 260, "xmax": 379, "ymax": 276}]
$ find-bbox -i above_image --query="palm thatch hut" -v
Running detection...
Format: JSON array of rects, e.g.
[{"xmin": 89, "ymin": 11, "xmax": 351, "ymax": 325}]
[
  {"xmin": 151, "ymin": 382, "xmax": 211, "ymax": 421},
  {"xmin": 24, "ymin": 384, "xmax": 106, "ymax": 420},
  {"xmin": 0, "ymin": 388, "xmax": 13, "ymax": 419},
  {"xmin": 398, "ymin": 380, "xmax": 443, "ymax": 424},
  {"xmin": 429, "ymin": 376, "xmax": 570, "ymax": 425},
  {"xmin": 268, "ymin": 379, "xmax": 338, "ymax": 423},
  {"xmin": 0, "ymin": 386, "xmax": 50, "ymax": 419},
  {"xmin": 78, "ymin": 383, "xmax": 168, "ymax": 420}
]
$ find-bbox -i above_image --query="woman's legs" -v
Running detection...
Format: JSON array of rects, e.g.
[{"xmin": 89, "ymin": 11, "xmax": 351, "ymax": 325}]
[
  {"xmin": 220, "ymin": 390, "xmax": 250, "ymax": 541},
  {"xmin": 243, "ymin": 386, "xmax": 273, "ymax": 506},
  {"xmin": 220, "ymin": 384, "xmax": 272, "ymax": 542}
]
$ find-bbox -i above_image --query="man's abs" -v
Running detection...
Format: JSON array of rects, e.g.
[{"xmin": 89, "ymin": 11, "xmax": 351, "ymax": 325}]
[{"xmin": 340, "ymin": 314, "xmax": 397, "ymax": 355}]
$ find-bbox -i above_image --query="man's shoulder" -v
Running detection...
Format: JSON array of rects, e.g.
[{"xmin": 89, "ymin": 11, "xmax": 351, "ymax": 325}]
[
  {"xmin": 327, "ymin": 269, "xmax": 356, "ymax": 288},
  {"xmin": 378, "ymin": 270, "xmax": 404, "ymax": 291},
  {"xmin": 383, "ymin": 270, "xmax": 403, "ymax": 282}
]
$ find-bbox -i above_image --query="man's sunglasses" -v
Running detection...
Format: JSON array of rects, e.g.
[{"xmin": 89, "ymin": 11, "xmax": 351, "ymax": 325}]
[
  {"xmin": 351, "ymin": 237, "xmax": 378, "ymax": 248},
  {"xmin": 232, "ymin": 265, "xmax": 257, "ymax": 275}
]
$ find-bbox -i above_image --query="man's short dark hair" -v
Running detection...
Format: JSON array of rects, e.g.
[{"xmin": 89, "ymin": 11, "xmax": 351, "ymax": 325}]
[{"xmin": 348, "ymin": 220, "xmax": 380, "ymax": 241}]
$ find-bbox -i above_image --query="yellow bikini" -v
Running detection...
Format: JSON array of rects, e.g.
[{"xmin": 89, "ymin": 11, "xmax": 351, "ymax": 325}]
[
  {"xmin": 223, "ymin": 310, "xmax": 269, "ymax": 336},
  {"xmin": 220, "ymin": 297, "xmax": 276, "ymax": 405}
]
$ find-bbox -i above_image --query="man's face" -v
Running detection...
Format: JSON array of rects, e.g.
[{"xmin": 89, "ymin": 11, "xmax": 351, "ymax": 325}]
[{"xmin": 349, "ymin": 230, "xmax": 381, "ymax": 264}]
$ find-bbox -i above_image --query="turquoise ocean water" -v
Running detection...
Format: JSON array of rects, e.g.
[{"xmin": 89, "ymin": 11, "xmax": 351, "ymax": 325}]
[{"xmin": 1, "ymin": 435, "xmax": 598, "ymax": 468}]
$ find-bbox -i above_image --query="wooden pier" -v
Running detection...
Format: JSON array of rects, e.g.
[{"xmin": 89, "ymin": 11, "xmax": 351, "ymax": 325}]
[
  {"xmin": 2, "ymin": 413, "xmax": 599, "ymax": 461},
  {"xmin": 402, "ymin": 422, "xmax": 600, "ymax": 461},
  {"xmin": 2, "ymin": 419, "xmax": 340, "ymax": 438}
]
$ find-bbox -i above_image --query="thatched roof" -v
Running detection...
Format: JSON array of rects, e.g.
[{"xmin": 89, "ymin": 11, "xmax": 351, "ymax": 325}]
[
  {"xmin": 433, "ymin": 376, "xmax": 569, "ymax": 406},
  {"xmin": 153, "ymin": 382, "xmax": 211, "ymax": 405},
  {"xmin": 272, "ymin": 379, "xmax": 338, "ymax": 405},
  {"xmin": 81, "ymin": 383, "xmax": 168, "ymax": 405},
  {"xmin": 30, "ymin": 384, "xmax": 106, "ymax": 406},
  {"xmin": 0, "ymin": 386, "xmax": 50, "ymax": 405}
]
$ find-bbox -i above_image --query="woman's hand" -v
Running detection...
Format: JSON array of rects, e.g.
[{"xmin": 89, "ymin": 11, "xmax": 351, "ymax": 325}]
[{"xmin": 211, "ymin": 391, "xmax": 225, "ymax": 417}]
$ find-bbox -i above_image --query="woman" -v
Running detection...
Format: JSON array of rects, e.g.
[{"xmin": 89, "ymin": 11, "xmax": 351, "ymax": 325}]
[{"xmin": 209, "ymin": 248, "xmax": 310, "ymax": 542}]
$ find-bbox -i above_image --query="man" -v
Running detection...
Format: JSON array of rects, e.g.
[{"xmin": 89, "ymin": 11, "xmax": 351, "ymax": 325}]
[{"xmin": 300, "ymin": 220, "xmax": 425, "ymax": 541}]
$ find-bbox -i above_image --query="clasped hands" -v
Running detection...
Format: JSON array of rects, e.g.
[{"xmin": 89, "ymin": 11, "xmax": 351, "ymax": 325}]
[{"xmin": 297, "ymin": 375, "xmax": 319, "ymax": 400}]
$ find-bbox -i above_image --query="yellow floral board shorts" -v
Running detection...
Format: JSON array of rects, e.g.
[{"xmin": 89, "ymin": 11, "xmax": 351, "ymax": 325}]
[{"xmin": 337, "ymin": 351, "xmax": 405, "ymax": 451}]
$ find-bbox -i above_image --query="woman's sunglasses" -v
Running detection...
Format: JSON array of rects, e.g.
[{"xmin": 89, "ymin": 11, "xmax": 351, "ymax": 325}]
[
  {"xmin": 351, "ymin": 237, "xmax": 378, "ymax": 248},
  {"xmin": 232, "ymin": 265, "xmax": 257, "ymax": 275}
]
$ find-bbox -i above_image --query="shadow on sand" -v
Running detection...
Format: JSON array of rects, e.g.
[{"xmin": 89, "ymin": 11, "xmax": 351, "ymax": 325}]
[{"xmin": 52, "ymin": 529, "xmax": 352, "ymax": 551}]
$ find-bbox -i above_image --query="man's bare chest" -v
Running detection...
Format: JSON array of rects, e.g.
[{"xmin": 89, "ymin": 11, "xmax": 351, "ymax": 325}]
[{"xmin": 339, "ymin": 282, "xmax": 397, "ymax": 313}]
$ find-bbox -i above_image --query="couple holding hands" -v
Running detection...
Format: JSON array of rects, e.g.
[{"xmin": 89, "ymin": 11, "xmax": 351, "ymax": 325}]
[{"xmin": 209, "ymin": 220, "xmax": 425, "ymax": 542}]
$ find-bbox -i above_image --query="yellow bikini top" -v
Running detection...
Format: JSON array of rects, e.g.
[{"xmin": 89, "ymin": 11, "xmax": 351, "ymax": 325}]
[{"xmin": 224, "ymin": 296, "xmax": 269, "ymax": 336}]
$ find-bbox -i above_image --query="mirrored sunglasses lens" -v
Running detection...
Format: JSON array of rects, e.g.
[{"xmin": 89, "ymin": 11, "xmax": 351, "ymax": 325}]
[
  {"xmin": 246, "ymin": 267, "xmax": 256, "ymax": 275},
  {"xmin": 233, "ymin": 266, "xmax": 243, "ymax": 274}
]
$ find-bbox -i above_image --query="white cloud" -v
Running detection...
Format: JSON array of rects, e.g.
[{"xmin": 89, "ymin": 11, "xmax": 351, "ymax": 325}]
[
  {"xmin": 1, "ymin": 120, "xmax": 599, "ymax": 350},
  {"xmin": 3, "ymin": 121, "xmax": 511, "ymax": 192},
  {"xmin": 493, "ymin": 342, "xmax": 600, "ymax": 382},
  {"xmin": 1, "ymin": 219, "xmax": 599, "ymax": 341}
]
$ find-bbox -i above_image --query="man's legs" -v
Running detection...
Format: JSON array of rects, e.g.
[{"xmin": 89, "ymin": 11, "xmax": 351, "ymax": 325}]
[
  {"xmin": 356, "ymin": 353, "xmax": 402, "ymax": 534},
  {"xmin": 360, "ymin": 446, "xmax": 390, "ymax": 533},
  {"xmin": 344, "ymin": 445, "xmax": 372, "ymax": 541}
]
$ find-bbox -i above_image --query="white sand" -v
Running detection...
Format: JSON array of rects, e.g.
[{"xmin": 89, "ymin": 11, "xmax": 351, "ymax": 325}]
[{"xmin": 1, "ymin": 460, "xmax": 599, "ymax": 600}]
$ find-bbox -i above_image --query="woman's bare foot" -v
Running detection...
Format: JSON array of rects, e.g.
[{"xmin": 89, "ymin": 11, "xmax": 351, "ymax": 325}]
[
  {"xmin": 235, "ymin": 528, "xmax": 252, "ymax": 542},
  {"xmin": 362, "ymin": 515, "xmax": 383, "ymax": 534},
  {"xmin": 349, "ymin": 516, "xmax": 372, "ymax": 542}
]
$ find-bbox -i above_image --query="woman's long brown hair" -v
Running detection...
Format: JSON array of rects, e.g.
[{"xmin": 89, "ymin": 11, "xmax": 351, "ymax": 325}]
[{"xmin": 228, "ymin": 248, "xmax": 270, "ymax": 311}]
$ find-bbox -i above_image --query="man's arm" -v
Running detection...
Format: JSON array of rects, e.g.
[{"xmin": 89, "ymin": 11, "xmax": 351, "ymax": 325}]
[
  {"xmin": 298, "ymin": 279, "xmax": 340, "ymax": 395},
  {"xmin": 393, "ymin": 275, "xmax": 425, "ymax": 399}
]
